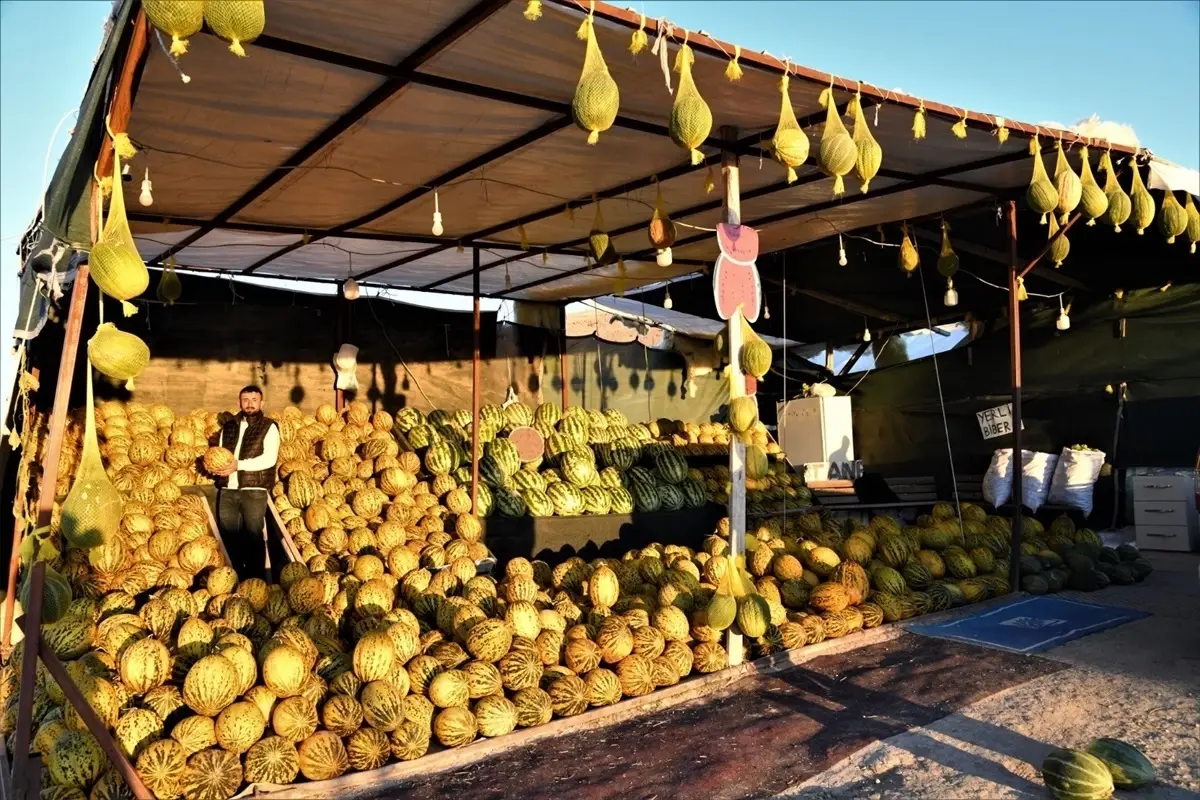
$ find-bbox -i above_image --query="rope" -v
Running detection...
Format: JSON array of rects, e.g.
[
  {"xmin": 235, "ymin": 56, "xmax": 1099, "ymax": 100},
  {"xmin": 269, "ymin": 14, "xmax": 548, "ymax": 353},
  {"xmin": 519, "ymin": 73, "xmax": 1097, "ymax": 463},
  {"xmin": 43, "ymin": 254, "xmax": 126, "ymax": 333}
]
[
  {"xmin": 781, "ymin": 252, "xmax": 789, "ymax": 526},
  {"xmin": 916, "ymin": 265, "xmax": 963, "ymax": 534},
  {"xmin": 364, "ymin": 295, "xmax": 433, "ymax": 408}
]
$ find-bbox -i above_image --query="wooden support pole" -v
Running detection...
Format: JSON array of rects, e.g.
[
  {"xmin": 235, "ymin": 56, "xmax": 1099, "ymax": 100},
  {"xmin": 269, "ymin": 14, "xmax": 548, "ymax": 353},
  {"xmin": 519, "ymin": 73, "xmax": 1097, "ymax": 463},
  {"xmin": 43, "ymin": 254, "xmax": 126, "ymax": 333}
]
[
  {"xmin": 720, "ymin": 126, "xmax": 746, "ymax": 667},
  {"xmin": 3, "ymin": 269, "xmax": 90, "ymax": 657},
  {"xmin": 1006, "ymin": 201, "xmax": 1024, "ymax": 590},
  {"xmin": 10, "ymin": 563, "xmax": 43, "ymax": 800},
  {"xmin": 559, "ymin": 305, "xmax": 569, "ymax": 411},
  {"xmin": 470, "ymin": 248, "xmax": 482, "ymax": 517},
  {"xmin": 335, "ymin": 292, "xmax": 346, "ymax": 413},
  {"xmin": 15, "ymin": 568, "xmax": 153, "ymax": 800}
]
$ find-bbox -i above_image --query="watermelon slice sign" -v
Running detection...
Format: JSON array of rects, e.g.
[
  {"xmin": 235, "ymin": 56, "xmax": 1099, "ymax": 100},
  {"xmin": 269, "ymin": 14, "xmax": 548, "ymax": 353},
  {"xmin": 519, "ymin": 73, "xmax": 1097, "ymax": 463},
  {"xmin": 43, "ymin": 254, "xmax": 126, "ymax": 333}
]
[
  {"xmin": 713, "ymin": 223, "xmax": 762, "ymax": 322},
  {"xmin": 507, "ymin": 426, "xmax": 546, "ymax": 463}
]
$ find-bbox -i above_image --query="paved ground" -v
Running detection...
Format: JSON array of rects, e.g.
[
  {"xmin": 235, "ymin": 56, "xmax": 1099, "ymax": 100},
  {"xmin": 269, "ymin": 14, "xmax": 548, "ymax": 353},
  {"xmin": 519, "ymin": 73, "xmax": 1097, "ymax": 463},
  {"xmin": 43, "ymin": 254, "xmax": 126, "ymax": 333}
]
[{"xmin": 783, "ymin": 551, "xmax": 1200, "ymax": 799}]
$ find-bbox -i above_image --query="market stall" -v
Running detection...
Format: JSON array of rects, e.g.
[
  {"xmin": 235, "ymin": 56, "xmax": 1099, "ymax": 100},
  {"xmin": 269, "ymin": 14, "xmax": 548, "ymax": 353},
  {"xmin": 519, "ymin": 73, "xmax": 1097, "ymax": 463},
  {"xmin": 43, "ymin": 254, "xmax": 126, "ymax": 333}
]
[{"xmin": 2, "ymin": 0, "xmax": 1194, "ymax": 798}]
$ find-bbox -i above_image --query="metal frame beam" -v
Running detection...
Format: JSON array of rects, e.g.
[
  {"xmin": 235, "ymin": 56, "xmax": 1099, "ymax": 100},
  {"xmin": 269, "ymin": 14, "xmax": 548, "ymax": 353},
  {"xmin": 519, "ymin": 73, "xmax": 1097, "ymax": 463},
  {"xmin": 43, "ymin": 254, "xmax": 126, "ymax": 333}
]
[{"xmin": 151, "ymin": 0, "xmax": 510, "ymax": 266}]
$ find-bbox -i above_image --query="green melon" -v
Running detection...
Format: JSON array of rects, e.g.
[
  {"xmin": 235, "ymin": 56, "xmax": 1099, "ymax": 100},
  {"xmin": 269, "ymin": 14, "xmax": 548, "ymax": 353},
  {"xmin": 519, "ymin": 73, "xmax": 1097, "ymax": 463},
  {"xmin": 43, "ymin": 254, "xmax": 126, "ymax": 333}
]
[
  {"xmin": 1086, "ymin": 737, "xmax": 1155, "ymax": 789},
  {"xmin": 1041, "ymin": 748, "xmax": 1114, "ymax": 800}
]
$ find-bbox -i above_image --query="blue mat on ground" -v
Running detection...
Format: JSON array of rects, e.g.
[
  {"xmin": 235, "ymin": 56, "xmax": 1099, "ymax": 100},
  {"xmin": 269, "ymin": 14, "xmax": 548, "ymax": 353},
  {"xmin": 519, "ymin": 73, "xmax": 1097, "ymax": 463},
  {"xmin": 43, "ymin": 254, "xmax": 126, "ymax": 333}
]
[{"xmin": 908, "ymin": 595, "xmax": 1149, "ymax": 654}]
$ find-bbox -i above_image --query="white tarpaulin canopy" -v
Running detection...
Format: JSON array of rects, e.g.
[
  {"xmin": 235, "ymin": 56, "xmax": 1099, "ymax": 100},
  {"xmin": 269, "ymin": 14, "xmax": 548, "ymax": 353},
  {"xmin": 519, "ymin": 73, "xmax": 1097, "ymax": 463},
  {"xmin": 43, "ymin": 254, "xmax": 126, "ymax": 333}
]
[{"xmin": 568, "ymin": 295, "xmax": 797, "ymax": 347}]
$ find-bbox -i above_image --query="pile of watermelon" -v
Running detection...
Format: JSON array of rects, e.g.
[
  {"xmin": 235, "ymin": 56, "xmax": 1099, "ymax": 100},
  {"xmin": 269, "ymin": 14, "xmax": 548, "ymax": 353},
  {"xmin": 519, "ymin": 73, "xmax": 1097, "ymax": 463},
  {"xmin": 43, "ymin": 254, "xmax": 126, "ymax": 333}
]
[
  {"xmin": 1042, "ymin": 738, "xmax": 1156, "ymax": 799},
  {"xmin": 1018, "ymin": 515, "xmax": 1152, "ymax": 594}
]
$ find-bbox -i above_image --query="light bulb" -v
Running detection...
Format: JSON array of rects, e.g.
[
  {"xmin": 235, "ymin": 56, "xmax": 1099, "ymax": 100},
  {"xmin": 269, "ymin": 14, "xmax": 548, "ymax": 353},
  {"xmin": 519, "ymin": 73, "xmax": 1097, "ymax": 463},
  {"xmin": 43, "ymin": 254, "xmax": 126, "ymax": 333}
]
[
  {"xmin": 656, "ymin": 247, "xmax": 673, "ymax": 267},
  {"xmin": 504, "ymin": 267, "xmax": 512, "ymax": 291},
  {"xmin": 763, "ymin": 305, "xmax": 770, "ymax": 320},
  {"xmin": 139, "ymin": 170, "xmax": 153, "ymax": 207},
  {"xmin": 1056, "ymin": 311, "xmax": 1070, "ymax": 331},
  {"xmin": 663, "ymin": 288, "xmax": 673, "ymax": 309},
  {"xmin": 838, "ymin": 234, "xmax": 847, "ymax": 267},
  {"xmin": 862, "ymin": 324, "xmax": 872, "ymax": 343},
  {"xmin": 431, "ymin": 212, "xmax": 444, "ymax": 237},
  {"xmin": 342, "ymin": 279, "xmax": 360, "ymax": 301},
  {"xmin": 943, "ymin": 278, "xmax": 959, "ymax": 308}
]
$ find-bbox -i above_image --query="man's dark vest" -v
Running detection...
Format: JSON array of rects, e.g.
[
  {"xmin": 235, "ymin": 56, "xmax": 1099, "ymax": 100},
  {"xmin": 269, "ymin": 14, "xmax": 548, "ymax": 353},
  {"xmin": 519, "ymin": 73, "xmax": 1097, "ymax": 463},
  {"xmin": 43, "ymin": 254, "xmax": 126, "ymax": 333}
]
[{"xmin": 217, "ymin": 414, "xmax": 278, "ymax": 490}]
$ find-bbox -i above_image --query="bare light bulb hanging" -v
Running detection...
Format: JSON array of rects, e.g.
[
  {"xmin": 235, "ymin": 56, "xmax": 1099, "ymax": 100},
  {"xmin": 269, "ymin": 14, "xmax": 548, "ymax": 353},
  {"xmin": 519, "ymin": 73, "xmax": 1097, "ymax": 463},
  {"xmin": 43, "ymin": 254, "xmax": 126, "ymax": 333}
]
[
  {"xmin": 1056, "ymin": 296, "xmax": 1071, "ymax": 331},
  {"xmin": 504, "ymin": 266, "xmax": 512, "ymax": 291},
  {"xmin": 763, "ymin": 304, "xmax": 770, "ymax": 320},
  {"xmin": 944, "ymin": 277, "xmax": 959, "ymax": 307},
  {"xmin": 342, "ymin": 279, "xmax": 360, "ymax": 301},
  {"xmin": 862, "ymin": 318, "xmax": 872, "ymax": 342},
  {"xmin": 656, "ymin": 247, "xmax": 673, "ymax": 267},
  {"xmin": 431, "ymin": 189, "xmax": 444, "ymax": 237},
  {"xmin": 663, "ymin": 287, "xmax": 673, "ymax": 309},
  {"xmin": 139, "ymin": 168, "xmax": 153, "ymax": 207},
  {"xmin": 838, "ymin": 234, "xmax": 847, "ymax": 267}
]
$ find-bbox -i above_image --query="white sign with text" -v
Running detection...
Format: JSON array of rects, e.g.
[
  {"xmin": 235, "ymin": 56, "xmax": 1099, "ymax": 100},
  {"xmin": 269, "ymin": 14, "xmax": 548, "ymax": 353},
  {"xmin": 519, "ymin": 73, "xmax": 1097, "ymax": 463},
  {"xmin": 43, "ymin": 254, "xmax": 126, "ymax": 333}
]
[{"xmin": 976, "ymin": 403, "xmax": 1024, "ymax": 440}]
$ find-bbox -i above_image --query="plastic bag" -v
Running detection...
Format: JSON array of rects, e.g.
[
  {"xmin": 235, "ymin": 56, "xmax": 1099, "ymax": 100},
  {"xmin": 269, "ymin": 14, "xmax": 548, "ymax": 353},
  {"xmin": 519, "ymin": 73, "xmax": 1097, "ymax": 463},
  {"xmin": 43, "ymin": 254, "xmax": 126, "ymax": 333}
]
[
  {"xmin": 1021, "ymin": 451, "xmax": 1059, "ymax": 513},
  {"xmin": 1047, "ymin": 447, "xmax": 1106, "ymax": 516}
]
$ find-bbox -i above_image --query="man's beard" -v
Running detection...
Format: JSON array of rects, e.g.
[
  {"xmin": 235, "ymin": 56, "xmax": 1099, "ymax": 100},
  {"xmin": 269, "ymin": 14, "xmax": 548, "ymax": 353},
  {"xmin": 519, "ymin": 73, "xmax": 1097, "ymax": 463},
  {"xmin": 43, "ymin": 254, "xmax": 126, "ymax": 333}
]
[{"xmin": 241, "ymin": 409, "xmax": 263, "ymax": 419}]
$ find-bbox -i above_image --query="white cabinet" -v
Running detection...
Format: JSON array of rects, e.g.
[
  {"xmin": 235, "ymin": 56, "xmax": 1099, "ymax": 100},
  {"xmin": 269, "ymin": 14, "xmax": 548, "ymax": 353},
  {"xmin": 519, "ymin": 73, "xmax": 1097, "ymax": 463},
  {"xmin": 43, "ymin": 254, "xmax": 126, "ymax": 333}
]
[
  {"xmin": 776, "ymin": 397, "xmax": 855, "ymax": 471},
  {"xmin": 1129, "ymin": 470, "xmax": 1197, "ymax": 552}
]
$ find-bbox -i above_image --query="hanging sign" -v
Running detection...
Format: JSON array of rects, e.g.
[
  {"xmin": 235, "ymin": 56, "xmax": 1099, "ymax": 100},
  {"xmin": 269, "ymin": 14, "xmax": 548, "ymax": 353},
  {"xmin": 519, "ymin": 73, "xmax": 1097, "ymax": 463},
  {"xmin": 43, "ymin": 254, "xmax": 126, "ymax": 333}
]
[
  {"xmin": 712, "ymin": 223, "xmax": 762, "ymax": 322},
  {"xmin": 976, "ymin": 403, "xmax": 1024, "ymax": 440}
]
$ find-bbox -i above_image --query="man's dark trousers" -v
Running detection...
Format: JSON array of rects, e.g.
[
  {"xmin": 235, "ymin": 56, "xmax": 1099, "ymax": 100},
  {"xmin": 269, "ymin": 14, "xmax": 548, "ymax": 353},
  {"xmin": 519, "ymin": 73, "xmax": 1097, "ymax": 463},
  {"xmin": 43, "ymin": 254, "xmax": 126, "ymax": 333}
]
[{"xmin": 217, "ymin": 488, "xmax": 268, "ymax": 580}]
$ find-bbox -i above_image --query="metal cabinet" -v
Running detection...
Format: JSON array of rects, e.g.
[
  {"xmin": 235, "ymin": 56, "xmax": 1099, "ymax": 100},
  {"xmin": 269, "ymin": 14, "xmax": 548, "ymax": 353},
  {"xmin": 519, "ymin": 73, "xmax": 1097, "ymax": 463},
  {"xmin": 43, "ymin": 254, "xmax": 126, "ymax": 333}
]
[{"xmin": 1129, "ymin": 470, "xmax": 1198, "ymax": 552}]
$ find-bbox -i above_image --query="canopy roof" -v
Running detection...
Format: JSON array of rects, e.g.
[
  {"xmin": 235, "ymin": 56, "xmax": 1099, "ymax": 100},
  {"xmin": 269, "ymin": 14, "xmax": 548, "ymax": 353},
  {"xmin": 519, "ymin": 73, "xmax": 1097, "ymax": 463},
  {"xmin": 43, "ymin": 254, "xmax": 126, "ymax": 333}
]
[
  {"xmin": 567, "ymin": 295, "xmax": 796, "ymax": 347},
  {"xmin": 79, "ymin": 0, "xmax": 1172, "ymax": 303}
]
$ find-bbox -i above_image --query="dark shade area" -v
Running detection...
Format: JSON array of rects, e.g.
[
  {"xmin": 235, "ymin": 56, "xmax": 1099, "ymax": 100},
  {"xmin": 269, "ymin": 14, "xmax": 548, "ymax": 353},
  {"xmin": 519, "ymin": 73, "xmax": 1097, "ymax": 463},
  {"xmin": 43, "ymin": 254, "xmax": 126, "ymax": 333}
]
[{"xmin": 369, "ymin": 633, "xmax": 1067, "ymax": 800}]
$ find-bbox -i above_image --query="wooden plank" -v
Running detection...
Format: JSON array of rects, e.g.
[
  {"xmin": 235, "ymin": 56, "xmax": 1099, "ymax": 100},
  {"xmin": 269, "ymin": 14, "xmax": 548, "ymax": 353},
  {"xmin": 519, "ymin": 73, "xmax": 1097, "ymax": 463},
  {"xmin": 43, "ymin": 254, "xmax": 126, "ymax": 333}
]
[
  {"xmin": 11, "ymin": 559, "xmax": 44, "ymax": 800},
  {"xmin": 197, "ymin": 494, "xmax": 234, "ymax": 568},
  {"xmin": 267, "ymin": 497, "xmax": 302, "ymax": 563}
]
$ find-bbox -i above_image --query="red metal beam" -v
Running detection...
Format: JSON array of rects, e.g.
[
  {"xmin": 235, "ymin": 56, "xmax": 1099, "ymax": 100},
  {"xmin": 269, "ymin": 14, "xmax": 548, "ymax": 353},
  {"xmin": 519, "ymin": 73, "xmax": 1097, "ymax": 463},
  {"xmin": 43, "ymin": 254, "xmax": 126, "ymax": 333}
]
[
  {"xmin": 1007, "ymin": 200, "xmax": 1024, "ymax": 590},
  {"xmin": 151, "ymin": 0, "xmax": 511, "ymax": 266},
  {"xmin": 470, "ymin": 248, "xmax": 482, "ymax": 516}
]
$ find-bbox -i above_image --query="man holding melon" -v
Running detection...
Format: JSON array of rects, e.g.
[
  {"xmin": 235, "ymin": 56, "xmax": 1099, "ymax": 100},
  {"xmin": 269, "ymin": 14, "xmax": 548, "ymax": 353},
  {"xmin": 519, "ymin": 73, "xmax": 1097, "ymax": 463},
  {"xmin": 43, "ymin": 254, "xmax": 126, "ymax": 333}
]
[{"xmin": 207, "ymin": 385, "xmax": 280, "ymax": 579}]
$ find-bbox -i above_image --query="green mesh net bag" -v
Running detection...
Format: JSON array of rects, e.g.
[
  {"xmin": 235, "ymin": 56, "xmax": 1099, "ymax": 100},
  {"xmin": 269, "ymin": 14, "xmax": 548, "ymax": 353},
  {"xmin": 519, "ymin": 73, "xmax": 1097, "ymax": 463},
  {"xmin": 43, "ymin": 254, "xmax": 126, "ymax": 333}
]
[
  {"xmin": 91, "ymin": 153, "xmax": 149, "ymax": 316},
  {"xmin": 157, "ymin": 258, "xmax": 182, "ymax": 304},
  {"xmin": 1098, "ymin": 150, "xmax": 1131, "ymax": 233},
  {"xmin": 89, "ymin": 322, "xmax": 150, "ymax": 390},
  {"xmin": 571, "ymin": 12, "xmax": 619, "ymax": 145},
  {"xmin": 60, "ymin": 367, "xmax": 124, "ymax": 550},
  {"xmin": 144, "ymin": 0, "xmax": 204, "ymax": 57},
  {"xmin": 668, "ymin": 43, "xmax": 712, "ymax": 165},
  {"xmin": 203, "ymin": 0, "xmax": 265, "ymax": 57},
  {"xmin": 771, "ymin": 73, "xmax": 809, "ymax": 184},
  {"xmin": 850, "ymin": 92, "xmax": 882, "ymax": 193}
]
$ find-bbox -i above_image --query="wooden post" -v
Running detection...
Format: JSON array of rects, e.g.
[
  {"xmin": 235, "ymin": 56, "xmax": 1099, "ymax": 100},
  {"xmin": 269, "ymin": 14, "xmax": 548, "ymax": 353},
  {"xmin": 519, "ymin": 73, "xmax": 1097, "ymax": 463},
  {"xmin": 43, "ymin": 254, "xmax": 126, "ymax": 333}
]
[
  {"xmin": 335, "ymin": 292, "xmax": 346, "ymax": 413},
  {"xmin": 470, "ymin": 248, "xmax": 482, "ymax": 516},
  {"xmin": 3, "ymin": 269, "xmax": 90, "ymax": 656},
  {"xmin": 14, "ymin": 568, "xmax": 153, "ymax": 800},
  {"xmin": 559, "ymin": 305, "xmax": 569, "ymax": 411},
  {"xmin": 721, "ymin": 126, "xmax": 746, "ymax": 667},
  {"xmin": 10, "ymin": 563, "xmax": 43, "ymax": 800},
  {"xmin": 1006, "ymin": 200, "xmax": 1024, "ymax": 589}
]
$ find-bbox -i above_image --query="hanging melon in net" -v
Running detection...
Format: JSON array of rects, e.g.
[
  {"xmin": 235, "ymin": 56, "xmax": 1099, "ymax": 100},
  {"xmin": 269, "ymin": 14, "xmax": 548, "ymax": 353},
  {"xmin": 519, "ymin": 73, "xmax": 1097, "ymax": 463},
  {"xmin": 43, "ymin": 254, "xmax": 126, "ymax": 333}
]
[
  {"xmin": 91, "ymin": 152, "xmax": 149, "ymax": 316},
  {"xmin": 60, "ymin": 367, "xmax": 124, "ymax": 550},
  {"xmin": 647, "ymin": 182, "xmax": 676, "ymax": 266},
  {"xmin": 668, "ymin": 43, "xmax": 712, "ymax": 165},
  {"xmin": 571, "ymin": 12, "xmax": 619, "ymax": 145},
  {"xmin": 157, "ymin": 257, "xmax": 182, "ymax": 304},
  {"xmin": 588, "ymin": 203, "xmax": 617, "ymax": 266},
  {"xmin": 1098, "ymin": 151, "xmax": 1131, "ymax": 233},
  {"xmin": 897, "ymin": 223, "xmax": 919, "ymax": 277},
  {"xmin": 1128, "ymin": 159, "xmax": 1156, "ymax": 235},
  {"xmin": 771, "ymin": 73, "xmax": 809, "ymax": 184},
  {"xmin": 1053, "ymin": 140, "xmax": 1082, "ymax": 224},
  {"xmin": 816, "ymin": 86, "xmax": 856, "ymax": 197},
  {"xmin": 1026, "ymin": 137, "xmax": 1058, "ymax": 224},
  {"xmin": 144, "ymin": 0, "xmax": 204, "ymax": 57},
  {"xmin": 89, "ymin": 322, "xmax": 150, "ymax": 390},
  {"xmin": 204, "ymin": 0, "xmax": 265, "ymax": 57},
  {"xmin": 850, "ymin": 93, "xmax": 882, "ymax": 193},
  {"xmin": 1076, "ymin": 147, "xmax": 1109, "ymax": 225}
]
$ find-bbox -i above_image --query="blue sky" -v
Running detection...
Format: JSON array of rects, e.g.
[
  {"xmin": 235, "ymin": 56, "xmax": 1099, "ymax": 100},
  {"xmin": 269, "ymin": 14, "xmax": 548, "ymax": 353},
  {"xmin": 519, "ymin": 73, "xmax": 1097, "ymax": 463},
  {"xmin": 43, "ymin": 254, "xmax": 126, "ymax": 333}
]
[{"xmin": 2, "ymin": 0, "xmax": 1198, "ymax": 398}]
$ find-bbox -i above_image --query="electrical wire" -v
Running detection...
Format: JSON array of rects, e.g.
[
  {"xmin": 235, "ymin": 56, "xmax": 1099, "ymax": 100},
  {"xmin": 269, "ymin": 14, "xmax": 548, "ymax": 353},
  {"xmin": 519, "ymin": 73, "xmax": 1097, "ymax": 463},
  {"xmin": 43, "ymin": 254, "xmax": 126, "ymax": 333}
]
[
  {"xmin": 916, "ymin": 264, "xmax": 963, "ymax": 531},
  {"xmin": 363, "ymin": 294, "xmax": 434, "ymax": 407}
]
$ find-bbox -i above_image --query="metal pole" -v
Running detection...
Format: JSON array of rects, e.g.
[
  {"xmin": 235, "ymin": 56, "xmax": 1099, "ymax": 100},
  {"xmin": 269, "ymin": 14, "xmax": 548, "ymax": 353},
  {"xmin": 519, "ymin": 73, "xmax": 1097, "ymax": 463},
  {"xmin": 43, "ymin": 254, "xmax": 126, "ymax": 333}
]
[
  {"xmin": 559, "ymin": 305, "xmax": 569, "ymax": 411},
  {"xmin": 3, "ymin": 269, "xmax": 90, "ymax": 656},
  {"xmin": 720, "ymin": 126, "xmax": 746, "ymax": 666},
  {"xmin": 470, "ymin": 248, "xmax": 482, "ymax": 516},
  {"xmin": 335, "ymin": 292, "xmax": 346, "ymax": 413},
  {"xmin": 1007, "ymin": 201, "xmax": 1024, "ymax": 589}
]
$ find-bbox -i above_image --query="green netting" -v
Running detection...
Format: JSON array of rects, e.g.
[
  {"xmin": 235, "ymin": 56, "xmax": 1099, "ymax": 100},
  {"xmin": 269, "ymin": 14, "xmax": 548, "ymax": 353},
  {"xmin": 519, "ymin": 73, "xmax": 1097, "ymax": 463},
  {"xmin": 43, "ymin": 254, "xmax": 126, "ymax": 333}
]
[{"xmin": 60, "ymin": 367, "xmax": 125, "ymax": 549}]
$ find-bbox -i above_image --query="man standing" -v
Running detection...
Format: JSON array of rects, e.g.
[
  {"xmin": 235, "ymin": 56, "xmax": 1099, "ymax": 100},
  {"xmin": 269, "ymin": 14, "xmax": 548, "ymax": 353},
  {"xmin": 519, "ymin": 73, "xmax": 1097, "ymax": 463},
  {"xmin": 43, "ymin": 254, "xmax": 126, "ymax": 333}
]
[{"xmin": 209, "ymin": 385, "xmax": 279, "ymax": 579}]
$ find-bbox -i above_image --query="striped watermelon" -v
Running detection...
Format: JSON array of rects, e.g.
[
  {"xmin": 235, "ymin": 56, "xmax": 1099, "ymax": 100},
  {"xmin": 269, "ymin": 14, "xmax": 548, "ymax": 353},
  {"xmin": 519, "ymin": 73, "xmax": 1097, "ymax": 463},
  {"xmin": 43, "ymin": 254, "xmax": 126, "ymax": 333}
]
[
  {"xmin": 480, "ymin": 404, "xmax": 505, "ymax": 429},
  {"xmin": 681, "ymin": 478, "xmax": 707, "ymax": 507},
  {"xmin": 558, "ymin": 415, "xmax": 588, "ymax": 446},
  {"xmin": 652, "ymin": 453, "xmax": 691, "ymax": 484},
  {"xmin": 486, "ymin": 438, "xmax": 521, "ymax": 477},
  {"xmin": 394, "ymin": 407, "xmax": 424, "ymax": 432},
  {"xmin": 503, "ymin": 403, "xmax": 534, "ymax": 428},
  {"xmin": 546, "ymin": 483, "xmax": 585, "ymax": 516},
  {"xmin": 603, "ymin": 408, "xmax": 628, "ymax": 428},
  {"xmin": 581, "ymin": 486, "xmax": 612, "ymax": 515},
  {"xmin": 598, "ymin": 467, "xmax": 624, "ymax": 490},
  {"xmin": 626, "ymin": 468, "xmax": 661, "ymax": 512},
  {"xmin": 479, "ymin": 455, "xmax": 509, "ymax": 488},
  {"xmin": 1041, "ymin": 748, "xmax": 1114, "ymax": 800},
  {"xmin": 609, "ymin": 487, "xmax": 635, "ymax": 514},
  {"xmin": 1086, "ymin": 738, "xmax": 1155, "ymax": 789},
  {"xmin": 561, "ymin": 451, "xmax": 599, "ymax": 487},
  {"xmin": 493, "ymin": 489, "xmax": 527, "ymax": 518},
  {"xmin": 658, "ymin": 484, "xmax": 684, "ymax": 512},
  {"xmin": 522, "ymin": 489, "xmax": 555, "ymax": 517},
  {"xmin": 534, "ymin": 403, "xmax": 561, "ymax": 427},
  {"xmin": 424, "ymin": 442, "xmax": 455, "ymax": 476},
  {"xmin": 509, "ymin": 470, "xmax": 545, "ymax": 493}
]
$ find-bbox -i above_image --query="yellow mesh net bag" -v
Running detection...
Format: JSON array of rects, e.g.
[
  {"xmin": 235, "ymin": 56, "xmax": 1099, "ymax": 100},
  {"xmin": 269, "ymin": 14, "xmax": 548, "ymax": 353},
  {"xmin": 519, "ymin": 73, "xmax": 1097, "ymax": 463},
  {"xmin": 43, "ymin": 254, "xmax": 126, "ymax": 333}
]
[
  {"xmin": 91, "ymin": 152, "xmax": 149, "ymax": 316},
  {"xmin": 850, "ymin": 92, "xmax": 882, "ymax": 193},
  {"xmin": 668, "ymin": 43, "xmax": 713, "ymax": 165},
  {"xmin": 1053, "ymin": 139, "xmax": 1082, "ymax": 224},
  {"xmin": 588, "ymin": 203, "xmax": 617, "ymax": 266},
  {"xmin": 1098, "ymin": 150, "xmax": 1131, "ymax": 233},
  {"xmin": 647, "ymin": 182, "xmax": 676, "ymax": 266},
  {"xmin": 157, "ymin": 257, "xmax": 182, "ymax": 304},
  {"xmin": 203, "ymin": 0, "xmax": 265, "ymax": 58},
  {"xmin": 816, "ymin": 85, "xmax": 856, "ymax": 197},
  {"xmin": 89, "ymin": 322, "xmax": 150, "ymax": 390},
  {"xmin": 144, "ymin": 0, "xmax": 204, "ymax": 57},
  {"xmin": 571, "ymin": 11, "xmax": 619, "ymax": 145},
  {"xmin": 1026, "ymin": 136, "xmax": 1058, "ymax": 224},
  {"xmin": 771, "ymin": 73, "xmax": 809, "ymax": 184},
  {"xmin": 60, "ymin": 367, "xmax": 124, "ymax": 550}
]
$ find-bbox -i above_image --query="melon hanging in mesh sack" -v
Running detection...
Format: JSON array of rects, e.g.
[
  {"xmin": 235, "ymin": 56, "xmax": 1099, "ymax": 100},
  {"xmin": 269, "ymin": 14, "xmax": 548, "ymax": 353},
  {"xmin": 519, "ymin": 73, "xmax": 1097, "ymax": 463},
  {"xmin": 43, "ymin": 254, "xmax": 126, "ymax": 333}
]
[
  {"xmin": 143, "ymin": 0, "xmax": 203, "ymax": 57},
  {"xmin": 816, "ymin": 86, "xmax": 856, "ymax": 196},
  {"xmin": 668, "ymin": 43, "xmax": 713, "ymax": 165},
  {"xmin": 588, "ymin": 204, "xmax": 618, "ymax": 267},
  {"xmin": 648, "ymin": 182, "xmax": 677, "ymax": 266},
  {"xmin": 771, "ymin": 73, "xmax": 809, "ymax": 184},
  {"xmin": 849, "ymin": 93, "xmax": 882, "ymax": 193},
  {"xmin": 1076, "ymin": 146, "xmax": 1108, "ymax": 225},
  {"xmin": 204, "ymin": 0, "xmax": 265, "ymax": 57},
  {"xmin": 571, "ymin": 12, "xmax": 619, "ymax": 145},
  {"xmin": 1098, "ymin": 151, "xmax": 1131, "ymax": 233},
  {"xmin": 1026, "ymin": 136, "xmax": 1058, "ymax": 224},
  {"xmin": 157, "ymin": 257, "xmax": 182, "ymax": 304},
  {"xmin": 60, "ymin": 367, "xmax": 124, "ymax": 550},
  {"xmin": 90, "ymin": 152, "xmax": 149, "ymax": 316},
  {"xmin": 1053, "ymin": 139, "xmax": 1082, "ymax": 225},
  {"xmin": 1128, "ymin": 159, "xmax": 1155, "ymax": 235},
  {"xmin": 88, "ymin": 322, "xmax": 150, "ymax": 390}
]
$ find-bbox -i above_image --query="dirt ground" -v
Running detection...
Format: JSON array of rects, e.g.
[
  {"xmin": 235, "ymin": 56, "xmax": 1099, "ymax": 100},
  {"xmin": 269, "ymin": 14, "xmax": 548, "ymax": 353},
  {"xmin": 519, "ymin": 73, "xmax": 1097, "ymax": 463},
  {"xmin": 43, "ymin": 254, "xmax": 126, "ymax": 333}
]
[{"xmin": 781, "ymin": 551, "xmax": 1200, "ymax": 799}]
